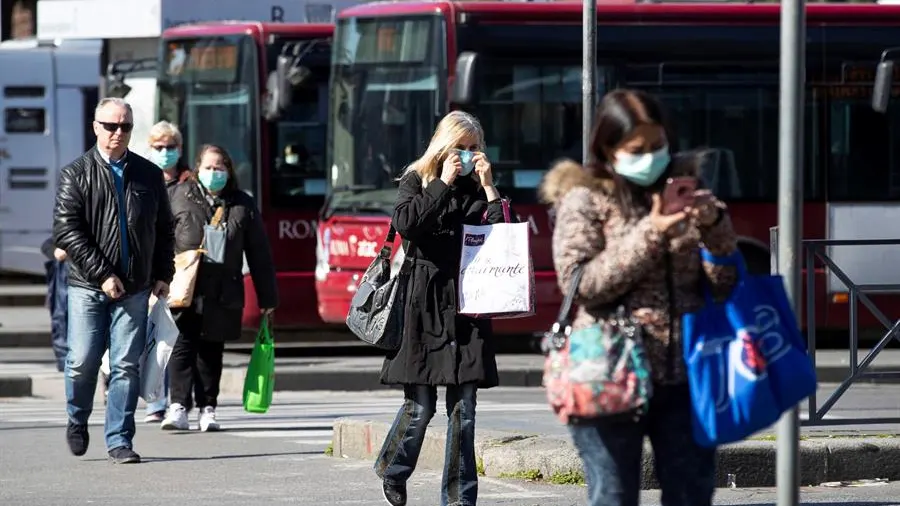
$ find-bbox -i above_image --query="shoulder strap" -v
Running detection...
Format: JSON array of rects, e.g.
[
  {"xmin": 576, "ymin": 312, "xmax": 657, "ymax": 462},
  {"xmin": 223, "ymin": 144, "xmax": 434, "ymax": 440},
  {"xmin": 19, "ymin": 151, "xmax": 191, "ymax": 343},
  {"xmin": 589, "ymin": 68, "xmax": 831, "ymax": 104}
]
[
  {"xmin": 379, "ymin": 225, "xmax": 417, "ymax": 260},
  {"xmin": 209, "ymin": 206, "xmax": 225, "ymax": 227},
  {"xmin": 554, "ymin": 264, "xmax": 585, "ymax": 328}
]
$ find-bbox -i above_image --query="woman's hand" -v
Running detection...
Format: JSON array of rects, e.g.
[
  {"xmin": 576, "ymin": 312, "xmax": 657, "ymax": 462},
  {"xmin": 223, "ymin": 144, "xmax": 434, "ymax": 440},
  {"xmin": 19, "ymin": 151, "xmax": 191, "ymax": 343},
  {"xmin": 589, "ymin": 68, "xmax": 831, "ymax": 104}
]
[
  {"xmin": 686, "ymin": 190, "xmax": 722, "ymax": 227},
  {"xmin": 441, "ymin": 152, "xmax": 461, "ymax": 186},
  {"xmin": 473, "ymin": 152, "xmax": 493, "ymax": 188},
  {"xmin": 650, "ymin": 193, "xmax": 688, "ymax": 236}
]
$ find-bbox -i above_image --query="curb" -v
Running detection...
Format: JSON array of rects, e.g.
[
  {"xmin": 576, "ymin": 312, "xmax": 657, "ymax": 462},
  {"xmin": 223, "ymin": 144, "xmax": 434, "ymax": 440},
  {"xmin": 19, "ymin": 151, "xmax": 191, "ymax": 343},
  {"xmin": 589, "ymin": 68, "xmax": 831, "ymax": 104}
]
[
  {"xmin": 0, "ymin": 375, "xmax": 32, "ymax": 397},
  {"xmin": 2, "ymin": 363, "xmax": 898, "ymax": 399},
  {"xmin": 0, "ymin": 294, "xmax": 46, "ymax": 307},
  {"xmin": 0, "ymin": 332, "xmax": 52, "ymax": 348},
  {"xmin": 332, "ymin": 419, "xmax": 900, "ymax": 489}
]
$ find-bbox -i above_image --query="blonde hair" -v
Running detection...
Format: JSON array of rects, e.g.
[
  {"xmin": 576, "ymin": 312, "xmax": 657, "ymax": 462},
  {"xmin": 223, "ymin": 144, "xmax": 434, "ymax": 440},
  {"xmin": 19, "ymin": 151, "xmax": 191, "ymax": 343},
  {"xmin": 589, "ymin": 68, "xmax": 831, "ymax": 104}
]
[
  {"xmin": 148, "ymin": 120, "xmax": 183, "ymax": 147},
  {"xmin": 404, "ymin": 111, "xmax": 485, "ymax": 187}
]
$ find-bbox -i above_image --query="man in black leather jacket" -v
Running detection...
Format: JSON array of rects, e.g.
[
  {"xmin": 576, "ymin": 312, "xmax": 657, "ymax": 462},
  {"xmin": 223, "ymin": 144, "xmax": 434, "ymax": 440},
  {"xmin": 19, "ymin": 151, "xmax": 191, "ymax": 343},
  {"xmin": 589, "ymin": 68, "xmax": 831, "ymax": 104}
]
[{"xmin": 53, "ymin": 97, "xmax": 175, "ymax": 464}]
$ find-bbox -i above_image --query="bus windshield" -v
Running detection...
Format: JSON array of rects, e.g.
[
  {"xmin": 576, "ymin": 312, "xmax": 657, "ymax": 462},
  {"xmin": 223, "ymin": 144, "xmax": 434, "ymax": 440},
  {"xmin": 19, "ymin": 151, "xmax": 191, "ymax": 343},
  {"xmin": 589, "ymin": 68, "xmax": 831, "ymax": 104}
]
[
  {"xmin": 326, "ymin": 16, "xmax": 445, "ymax": 215},
  {"xmin": 157, "ymin": 35, "xmax": 258, "ymax": 197}
]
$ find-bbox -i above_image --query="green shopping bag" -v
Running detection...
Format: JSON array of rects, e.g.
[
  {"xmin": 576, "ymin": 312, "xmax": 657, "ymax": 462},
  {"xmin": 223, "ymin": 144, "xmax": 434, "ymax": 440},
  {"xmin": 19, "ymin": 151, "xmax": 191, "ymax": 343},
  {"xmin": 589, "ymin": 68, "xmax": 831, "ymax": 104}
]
[{"xmin": 243, "ymin": 314, "xmax": 275, "ymax": 413}]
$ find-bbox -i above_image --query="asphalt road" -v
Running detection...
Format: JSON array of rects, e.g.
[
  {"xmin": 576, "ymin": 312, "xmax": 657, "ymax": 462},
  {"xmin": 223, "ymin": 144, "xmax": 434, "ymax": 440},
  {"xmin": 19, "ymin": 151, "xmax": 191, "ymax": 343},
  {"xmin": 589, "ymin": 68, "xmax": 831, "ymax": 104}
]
[{"xmin": 3, "ymin": 390, "xmax": 900, "ymax": 505}]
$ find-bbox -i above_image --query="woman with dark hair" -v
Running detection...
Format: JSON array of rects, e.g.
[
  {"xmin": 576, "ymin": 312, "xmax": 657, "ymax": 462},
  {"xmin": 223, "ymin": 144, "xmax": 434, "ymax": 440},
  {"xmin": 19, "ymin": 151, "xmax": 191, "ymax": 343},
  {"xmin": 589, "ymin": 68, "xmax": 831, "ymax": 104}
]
[
  {"xmin": 539, "ymin": 89, "xmax": 739, "ymax": 506},
  {"xmin": 160, "ymin": 144, "xmax": 278, "ymax": 432}
]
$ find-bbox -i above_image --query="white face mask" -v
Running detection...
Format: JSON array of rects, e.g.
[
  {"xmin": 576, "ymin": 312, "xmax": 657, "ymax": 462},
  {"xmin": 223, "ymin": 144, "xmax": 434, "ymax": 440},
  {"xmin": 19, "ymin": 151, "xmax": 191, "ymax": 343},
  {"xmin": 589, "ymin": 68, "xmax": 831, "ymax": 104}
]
[
  {"xmin": 285, "ymin": 154, "xmax": 299, "ymax": 165},
  {"xmin": 612, "ymin": 145, "xmax": 671, "ymax": 187}
]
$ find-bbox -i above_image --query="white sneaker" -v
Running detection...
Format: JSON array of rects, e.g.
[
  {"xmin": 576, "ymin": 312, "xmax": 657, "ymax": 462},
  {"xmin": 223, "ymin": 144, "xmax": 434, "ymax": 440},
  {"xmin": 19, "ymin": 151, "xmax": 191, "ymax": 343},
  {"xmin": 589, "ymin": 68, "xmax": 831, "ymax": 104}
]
[
  {"xmin": 199, "ymin": 406, "xmax": 220, "ymax": 432},
  {"xmin": 160, "ymin": 403, "xmax": 189, "ymax": 431}
]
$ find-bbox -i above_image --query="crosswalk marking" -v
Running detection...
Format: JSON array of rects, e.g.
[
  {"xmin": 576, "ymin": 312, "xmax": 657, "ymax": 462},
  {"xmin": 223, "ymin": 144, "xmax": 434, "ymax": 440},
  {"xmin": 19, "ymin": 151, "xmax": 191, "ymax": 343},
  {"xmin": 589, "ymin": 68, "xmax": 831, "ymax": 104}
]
[{"xmin": 0, "ymin": 391, "xmax": 551, "ymax": 449}]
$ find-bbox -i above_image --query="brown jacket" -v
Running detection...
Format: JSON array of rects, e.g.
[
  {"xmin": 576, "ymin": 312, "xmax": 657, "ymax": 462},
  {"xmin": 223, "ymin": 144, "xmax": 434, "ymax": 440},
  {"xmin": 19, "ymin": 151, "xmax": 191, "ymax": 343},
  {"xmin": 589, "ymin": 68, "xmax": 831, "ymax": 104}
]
[{"xmin": 541, "ymin": 160, "xmax": 738, "ymax": 385}]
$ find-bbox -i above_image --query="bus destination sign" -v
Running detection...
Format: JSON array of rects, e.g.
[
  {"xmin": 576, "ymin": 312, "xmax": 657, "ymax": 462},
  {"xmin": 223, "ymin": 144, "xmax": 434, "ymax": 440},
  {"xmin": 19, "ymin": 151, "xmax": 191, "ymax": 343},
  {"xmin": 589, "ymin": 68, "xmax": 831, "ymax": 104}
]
[{"xmin": 166, "ymin": 40, "xmax": 240, "ymax": 82}]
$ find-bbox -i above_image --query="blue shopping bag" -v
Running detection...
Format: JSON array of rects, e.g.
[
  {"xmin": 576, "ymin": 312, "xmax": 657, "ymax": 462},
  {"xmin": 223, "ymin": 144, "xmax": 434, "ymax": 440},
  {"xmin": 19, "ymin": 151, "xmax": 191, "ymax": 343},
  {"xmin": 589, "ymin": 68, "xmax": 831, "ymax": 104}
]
[{"xmin": 682, "ymin": 250, "xmax": 818, "ymax": 447}]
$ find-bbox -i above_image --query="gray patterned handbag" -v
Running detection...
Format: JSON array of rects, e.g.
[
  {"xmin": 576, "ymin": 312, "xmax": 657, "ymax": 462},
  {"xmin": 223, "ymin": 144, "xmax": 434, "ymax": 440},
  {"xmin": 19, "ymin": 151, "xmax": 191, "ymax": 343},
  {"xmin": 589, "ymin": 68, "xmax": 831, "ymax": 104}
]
[{"xmin": 345, "ymin": 226, "xmax": 414, "ymax": 351}]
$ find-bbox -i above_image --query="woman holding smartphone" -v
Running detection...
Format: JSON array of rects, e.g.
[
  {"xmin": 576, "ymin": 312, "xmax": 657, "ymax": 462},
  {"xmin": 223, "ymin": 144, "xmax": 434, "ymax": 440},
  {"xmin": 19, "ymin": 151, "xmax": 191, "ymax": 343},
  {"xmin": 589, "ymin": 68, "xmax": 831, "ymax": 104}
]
[{"xmin": 539, "ymin": 89, "xmax": 739, "ymax": 506}]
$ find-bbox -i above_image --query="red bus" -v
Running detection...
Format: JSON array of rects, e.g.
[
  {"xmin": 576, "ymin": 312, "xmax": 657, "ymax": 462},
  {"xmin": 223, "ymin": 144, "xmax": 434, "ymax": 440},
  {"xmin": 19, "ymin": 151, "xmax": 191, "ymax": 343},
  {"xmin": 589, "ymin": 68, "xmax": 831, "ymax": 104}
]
[
  {"xmin": 157, "ymin": 22, "xmax": 338, "ymax": 335},
  {"xmin": 317, "ymin": 1, "xmax": 900, "ymax": 335}
]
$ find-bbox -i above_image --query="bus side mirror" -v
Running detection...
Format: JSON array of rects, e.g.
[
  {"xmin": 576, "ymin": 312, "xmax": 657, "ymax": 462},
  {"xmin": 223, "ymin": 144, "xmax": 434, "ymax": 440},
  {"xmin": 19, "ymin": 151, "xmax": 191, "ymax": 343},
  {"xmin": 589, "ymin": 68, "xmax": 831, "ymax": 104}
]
[
  {"xmin": 276, "ymin": 55, "xmax": 295, "ymax": 111},
  {"xmin": 105, "ymin": 78, "xmax": 131, "ymax": 99},
  {"xmin": 451, "ymin": 52, "xmax": 480, "ymax": 105},
  {"xmin": 264, "ymin": 55, "xmax": 296, "ymax": 121},
  {"xmin": 873, "ymin": 61, "xmax": 894, "ymax": 113}
]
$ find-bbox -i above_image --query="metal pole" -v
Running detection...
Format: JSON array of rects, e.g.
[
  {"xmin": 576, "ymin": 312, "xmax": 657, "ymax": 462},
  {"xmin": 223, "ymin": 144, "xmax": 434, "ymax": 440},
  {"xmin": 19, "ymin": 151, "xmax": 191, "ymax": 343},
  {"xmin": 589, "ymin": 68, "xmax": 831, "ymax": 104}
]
[
  {"xmin": 582, "ymin": 0, "xmax": 597, "ymax": 165},
  {"xmin": 777, "ymin": 0, "xmax": 805, "ymax": 504}
]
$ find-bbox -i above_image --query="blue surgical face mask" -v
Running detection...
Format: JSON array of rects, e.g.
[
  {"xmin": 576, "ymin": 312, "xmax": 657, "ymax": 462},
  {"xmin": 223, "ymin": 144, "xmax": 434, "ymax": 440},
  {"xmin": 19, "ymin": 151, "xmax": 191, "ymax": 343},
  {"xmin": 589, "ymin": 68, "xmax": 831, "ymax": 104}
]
[
  {"xmin": 198, "ymin": 169, "xmax": 228, "ymax": 193},
  {"xmin": 456, "ymin": 149, "xmax": 476, "ymax": 176},
  {"xmin": 612, "ymin": 145, "xmax": 671, "ymax": 187},
  {"xmin": 150, "ymin": 148, "xmax": 180, "ymax": 170}
]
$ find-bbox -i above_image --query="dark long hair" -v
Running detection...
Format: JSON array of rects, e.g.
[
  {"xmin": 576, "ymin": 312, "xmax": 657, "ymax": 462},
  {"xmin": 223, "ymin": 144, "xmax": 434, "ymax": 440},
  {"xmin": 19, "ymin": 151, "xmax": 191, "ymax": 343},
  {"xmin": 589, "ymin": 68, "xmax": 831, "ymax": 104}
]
[
  {"xmin": 587, "ymin": 89, "xmax": 678, "ymax": 215},
  {"xmin": 193, "ymin": 144, "xmax": 239, "ymax": 194}
]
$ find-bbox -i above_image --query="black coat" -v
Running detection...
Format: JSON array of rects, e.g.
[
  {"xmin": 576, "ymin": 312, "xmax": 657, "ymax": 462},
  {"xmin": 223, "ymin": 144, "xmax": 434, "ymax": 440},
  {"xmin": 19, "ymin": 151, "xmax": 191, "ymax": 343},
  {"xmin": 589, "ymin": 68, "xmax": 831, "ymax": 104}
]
[
  {"xmin": 380, "ymin": 172, "xmax": 505, "ymax": 388},
  {"xmin": 53, "ymin": 148, "xmax": 175, "ymax": 294},
  {"xmin": 169, "ymin": 180, "xmax": 278, "ymax": 342}
]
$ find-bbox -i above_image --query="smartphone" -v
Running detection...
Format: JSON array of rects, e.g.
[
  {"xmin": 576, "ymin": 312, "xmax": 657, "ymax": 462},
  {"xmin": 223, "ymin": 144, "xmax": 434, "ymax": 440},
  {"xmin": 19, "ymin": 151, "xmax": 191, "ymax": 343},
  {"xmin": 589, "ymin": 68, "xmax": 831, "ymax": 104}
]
[{"xmin": 662, "ymin": 176, "xmax": 698, "ymax": 215}]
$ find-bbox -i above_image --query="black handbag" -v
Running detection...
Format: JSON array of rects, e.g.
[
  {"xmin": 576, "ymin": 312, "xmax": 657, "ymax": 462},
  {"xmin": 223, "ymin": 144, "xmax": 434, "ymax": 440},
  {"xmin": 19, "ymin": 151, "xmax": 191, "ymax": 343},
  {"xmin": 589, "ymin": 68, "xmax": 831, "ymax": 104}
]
[{"xmin": 345, "ymin": 226, "xmax": 414, "ymax": 351}]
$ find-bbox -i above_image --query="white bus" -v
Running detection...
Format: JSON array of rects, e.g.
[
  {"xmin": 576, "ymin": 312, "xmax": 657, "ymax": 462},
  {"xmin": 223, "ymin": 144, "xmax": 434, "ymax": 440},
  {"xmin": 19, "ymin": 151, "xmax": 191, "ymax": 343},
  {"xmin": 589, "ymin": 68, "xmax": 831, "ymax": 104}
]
[{"xmin": 0, "ymin": 38, "xmax": 102, "ymax": 276}]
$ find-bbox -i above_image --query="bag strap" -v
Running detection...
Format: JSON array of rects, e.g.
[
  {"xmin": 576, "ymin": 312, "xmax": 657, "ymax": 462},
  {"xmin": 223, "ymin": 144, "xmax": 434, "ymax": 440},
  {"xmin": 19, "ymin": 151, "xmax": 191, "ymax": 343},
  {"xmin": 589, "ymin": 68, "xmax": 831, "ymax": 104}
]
[
  {"xmin": 379, "ymin": 225, "xmax": 417, "ymax": 264},
  {"xmin": 481, "ymin": 198, "xmax": 513, "ymax": 224},
  {"xmin": 554, "ymin": 264, "xmax": 585, "ymax": 330},
  {"xmin": 501, "ymin": 199, "xmax": 512, "ymax": 223},
  {"xmin": 209, "ymin": 206, "xmax": 225, "ymax": 227},
  {"xmin": 257, "ymin": 313, "xmax": 273, "ymax": 344}
]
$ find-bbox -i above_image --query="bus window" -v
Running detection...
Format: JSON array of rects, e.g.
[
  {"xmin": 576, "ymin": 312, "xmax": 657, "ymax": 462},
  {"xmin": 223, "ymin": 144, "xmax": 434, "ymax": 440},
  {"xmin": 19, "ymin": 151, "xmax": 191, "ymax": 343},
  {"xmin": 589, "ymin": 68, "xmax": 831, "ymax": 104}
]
[
  {"xmin": 826, "ymin": 96, "xmax": 900, "ymax": 201},
  {"xmin": 4, "ymin": 108, "xmax": 45, "ymax": 134},
  {"xmin": 4, "ymin": 86, "xmax": 44, "ymax": 98},
  {"xmin": 269, "ymin": 39, "xmax": 330, "ymax": 208},
  {"xmin": 476, "ymin": 63, "xmax": 604, "ymax": 201},
  {"xmin": 626, "ymin": 64, "xmax": 821, "ymax": 202}
]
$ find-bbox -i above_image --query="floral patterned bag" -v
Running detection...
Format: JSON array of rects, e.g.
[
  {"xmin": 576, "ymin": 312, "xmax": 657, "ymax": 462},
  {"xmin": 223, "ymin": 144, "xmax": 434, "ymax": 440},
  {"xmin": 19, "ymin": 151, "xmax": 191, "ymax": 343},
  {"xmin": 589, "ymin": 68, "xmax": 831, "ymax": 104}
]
[{"xmin": 540, "ymin": 265, "xmax": 654, "ymax": 423}]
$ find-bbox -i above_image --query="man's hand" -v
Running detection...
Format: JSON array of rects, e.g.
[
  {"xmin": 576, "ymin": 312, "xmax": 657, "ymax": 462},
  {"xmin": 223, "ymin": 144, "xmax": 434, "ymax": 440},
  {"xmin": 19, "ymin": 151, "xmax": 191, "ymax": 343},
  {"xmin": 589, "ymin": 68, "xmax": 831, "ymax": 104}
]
[
  {"xmin": 53, "ymin": 248, "xmax": 67, "ymax": 262},
  {"xmin": 152, "ymin": 281, "xmax": 170, "ymax": 300},
  {"xmin": 102, "ymin": 275, "xmax": 125, "ymax": 299}
]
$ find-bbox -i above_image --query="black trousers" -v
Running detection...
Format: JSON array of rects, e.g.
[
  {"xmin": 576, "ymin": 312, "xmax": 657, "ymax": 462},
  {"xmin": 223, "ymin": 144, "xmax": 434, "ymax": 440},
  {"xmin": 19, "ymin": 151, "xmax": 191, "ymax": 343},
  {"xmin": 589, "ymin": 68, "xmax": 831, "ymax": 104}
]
[{"xmin": 168, "ymin": 307, "xmax": 225, "ymax": 410}]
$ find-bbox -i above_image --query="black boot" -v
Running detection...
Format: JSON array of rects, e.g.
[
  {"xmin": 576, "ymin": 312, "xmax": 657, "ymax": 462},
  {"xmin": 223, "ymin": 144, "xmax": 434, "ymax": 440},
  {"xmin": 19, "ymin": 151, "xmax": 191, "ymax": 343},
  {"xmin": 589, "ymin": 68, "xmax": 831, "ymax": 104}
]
[{"xmin": 382, "ymin": 481, "xmax": 407, "ymax": 506}]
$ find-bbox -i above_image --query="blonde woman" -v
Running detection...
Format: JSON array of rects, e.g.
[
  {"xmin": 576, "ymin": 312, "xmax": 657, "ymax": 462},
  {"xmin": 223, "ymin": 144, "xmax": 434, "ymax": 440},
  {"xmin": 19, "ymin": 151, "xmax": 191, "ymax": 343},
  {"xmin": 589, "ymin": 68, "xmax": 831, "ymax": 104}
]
[{"xmin": 375, "ymin": 111, "xmax": 507, "ymax": 506}]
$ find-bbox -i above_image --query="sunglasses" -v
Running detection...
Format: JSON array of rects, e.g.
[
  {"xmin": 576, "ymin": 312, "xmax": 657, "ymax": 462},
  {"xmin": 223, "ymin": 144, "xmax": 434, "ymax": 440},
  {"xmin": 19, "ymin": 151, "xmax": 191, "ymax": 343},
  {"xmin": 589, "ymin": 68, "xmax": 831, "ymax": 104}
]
[
  {"xmin": 151, "ymin": 144, "xmax": 178, "ymax": 151},
  {"xmin": 96, "ymin": 121, "xmax": 134, "ymax": 133}
]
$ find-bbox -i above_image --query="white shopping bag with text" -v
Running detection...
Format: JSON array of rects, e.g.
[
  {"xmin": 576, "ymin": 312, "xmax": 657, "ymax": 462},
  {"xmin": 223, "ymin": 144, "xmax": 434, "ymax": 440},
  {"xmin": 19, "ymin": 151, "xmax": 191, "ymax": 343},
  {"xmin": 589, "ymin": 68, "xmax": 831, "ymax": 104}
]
[
  {"xmin": 458, "ymin": 221, "xmax": 535, "ymax": 318},
  {"xmin": 140, "ymin": 297, "xmax": 179, "ymax": 403}
]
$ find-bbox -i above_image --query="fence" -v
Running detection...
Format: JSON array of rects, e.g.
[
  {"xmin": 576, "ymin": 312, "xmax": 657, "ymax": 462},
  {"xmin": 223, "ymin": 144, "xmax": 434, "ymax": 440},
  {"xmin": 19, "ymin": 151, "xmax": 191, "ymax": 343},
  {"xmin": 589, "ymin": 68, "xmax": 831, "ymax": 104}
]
[{"xmin": 771, "ymin": 227, "xmax": 900, "ymax": 426}]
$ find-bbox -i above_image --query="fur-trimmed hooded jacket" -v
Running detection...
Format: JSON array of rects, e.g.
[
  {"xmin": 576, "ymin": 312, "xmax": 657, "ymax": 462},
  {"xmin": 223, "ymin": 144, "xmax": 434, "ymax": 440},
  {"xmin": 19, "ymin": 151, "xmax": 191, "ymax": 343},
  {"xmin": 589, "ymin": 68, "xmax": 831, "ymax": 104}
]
[{"xmin": 540, "ymin": 159, "xmax": 739, "ymax": 385}]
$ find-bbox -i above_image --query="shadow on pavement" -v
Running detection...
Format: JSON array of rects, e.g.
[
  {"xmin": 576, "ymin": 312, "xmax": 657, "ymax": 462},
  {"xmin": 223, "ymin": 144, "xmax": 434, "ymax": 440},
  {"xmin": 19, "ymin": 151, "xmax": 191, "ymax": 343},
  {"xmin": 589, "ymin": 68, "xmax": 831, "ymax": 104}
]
[{"xmin": 79, "ymin": 451, "xmax": 321, "ymax": 463}]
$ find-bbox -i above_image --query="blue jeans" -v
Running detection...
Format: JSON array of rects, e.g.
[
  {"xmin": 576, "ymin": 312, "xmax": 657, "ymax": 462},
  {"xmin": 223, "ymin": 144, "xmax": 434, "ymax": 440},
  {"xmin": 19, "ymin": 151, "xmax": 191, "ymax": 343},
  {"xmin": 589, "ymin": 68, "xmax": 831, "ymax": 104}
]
[
  {"xmin": 65, "ymin": 286, "xmax": 150, "ymax": 450},
  {"xmin": 375, "ymin": 384, "xmax": 478, "ymax": 506},
  {"xmin": 567, "ymin": 385, "xmax": 716, "ymax": 506},
  {"xmin": 46, "ymin": 260, "xmax": 69, "ymax": 372}
]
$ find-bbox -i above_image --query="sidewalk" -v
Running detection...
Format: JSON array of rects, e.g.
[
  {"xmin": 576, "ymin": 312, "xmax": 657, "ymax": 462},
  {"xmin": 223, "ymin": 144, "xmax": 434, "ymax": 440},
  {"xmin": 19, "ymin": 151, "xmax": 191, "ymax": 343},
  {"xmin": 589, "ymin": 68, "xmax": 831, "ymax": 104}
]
[
  {"xmin": 5, "ymin": 343, "xmax": 900, "ymax": 398},
  {"xmin": 332, "ymin": 382, "xmax": 900, "ymax": 489}
]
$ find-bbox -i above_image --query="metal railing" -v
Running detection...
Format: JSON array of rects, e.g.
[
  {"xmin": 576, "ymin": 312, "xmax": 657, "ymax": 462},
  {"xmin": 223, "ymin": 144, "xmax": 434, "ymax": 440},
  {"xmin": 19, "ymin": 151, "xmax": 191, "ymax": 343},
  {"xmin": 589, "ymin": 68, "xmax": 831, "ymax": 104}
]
[{"xmin": 770, "ymin": 226, "xmax": 900, "ymax": 426}]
